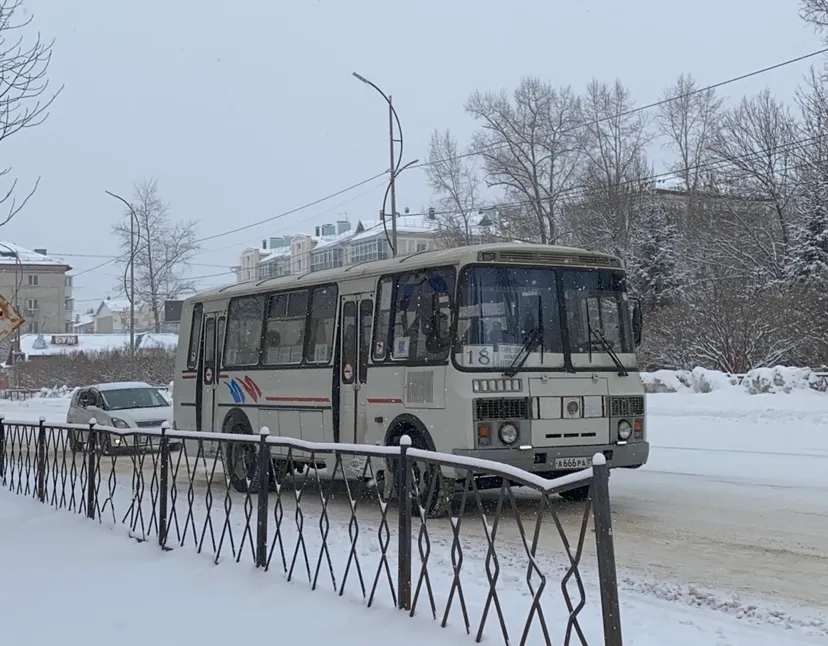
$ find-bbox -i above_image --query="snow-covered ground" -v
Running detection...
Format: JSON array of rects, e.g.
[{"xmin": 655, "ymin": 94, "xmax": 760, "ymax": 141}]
[{"xmin": 1, "ymin": 390, "xmax": 826, "ymax": 644}]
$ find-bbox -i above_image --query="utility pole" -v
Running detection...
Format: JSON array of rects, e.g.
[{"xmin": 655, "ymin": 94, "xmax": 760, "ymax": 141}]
[
  {"xmin": 353, "ymin": 73, "xmax": 418, "ymax": 259},
  {"xmin": 105, "ymin": 190, "xmax": 138, "ymax": 378},
  {"xmin": 387, "ymin": 94, "xmax": 398, "ymax": 256},
  {"xmin": 129, "ymin": 209, "xmax": 135, "ymax": 372}
]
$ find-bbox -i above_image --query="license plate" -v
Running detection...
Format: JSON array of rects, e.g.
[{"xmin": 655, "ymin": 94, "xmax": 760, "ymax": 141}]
[{"xmin": 554, "ymin": 456, "xmax": 593, "ymax": 470}]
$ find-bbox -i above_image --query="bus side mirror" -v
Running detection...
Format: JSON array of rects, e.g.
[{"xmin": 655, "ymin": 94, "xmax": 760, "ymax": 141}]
[{"xmin": 632, "ymin": 300, "xmax": 643, "ymax": 347}]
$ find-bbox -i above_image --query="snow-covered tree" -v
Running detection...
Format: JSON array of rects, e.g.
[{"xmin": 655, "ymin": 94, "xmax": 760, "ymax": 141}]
[
  {"xmin": 628, "ymin": 198, "xmax": 682, "ymax": 311},
  {"xmin": 787, "ymin": 178, "xmax": 828, "ymax": 282}
]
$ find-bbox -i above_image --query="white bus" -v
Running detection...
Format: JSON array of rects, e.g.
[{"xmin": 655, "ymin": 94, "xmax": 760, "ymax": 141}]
[{"xmin": 173, "ymin": 243, "xmax": 648, "ymax": 503}]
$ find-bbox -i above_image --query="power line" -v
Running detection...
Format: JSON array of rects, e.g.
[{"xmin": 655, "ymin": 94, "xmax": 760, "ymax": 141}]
[
  {"xmin": 409, "ymin": 46, "xmax": 828, "ymax": 171},
  {"xmin": 52, "ymin": 252, "xmax": 231, "ymax": 270},
  {"xmin": 411, "ymin": 133, "xmax": 824, "ymax": 220},
  {"xmin": 194, "ymin": 171, "xmax": 387, "ymax": 244}
]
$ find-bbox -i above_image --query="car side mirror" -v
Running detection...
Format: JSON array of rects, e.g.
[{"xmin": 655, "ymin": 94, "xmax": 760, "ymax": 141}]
[{"xmin": 632, "ymin": 300, "xmax": 643, "ymax": 347}]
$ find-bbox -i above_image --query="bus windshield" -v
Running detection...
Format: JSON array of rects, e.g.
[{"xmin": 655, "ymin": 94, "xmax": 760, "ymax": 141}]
[
  {"xmin": 455, "ymin": 266, "xmax": 563, "ymax": 369},
  {"xmin": 455, "ymin": 265, "xmax": 634, "ymax": 371},
  {"xmin": 561, "ymin": 269, "xmax": 634, "ymax": 359}
]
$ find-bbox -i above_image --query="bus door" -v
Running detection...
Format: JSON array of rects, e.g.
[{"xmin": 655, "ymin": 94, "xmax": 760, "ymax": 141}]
[
  {"xmin": 338, "ymin": 293, "xmax": 374, "ymax": 443},
  {"xmin": 197, "ymin": 312, "xmax": 225, "ymax": 432}
]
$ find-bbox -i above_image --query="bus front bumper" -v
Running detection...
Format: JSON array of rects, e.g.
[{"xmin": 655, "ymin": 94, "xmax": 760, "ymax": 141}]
[{"xmin": 451, "ymin": 441, "xmax": 649, "ymax": 475}]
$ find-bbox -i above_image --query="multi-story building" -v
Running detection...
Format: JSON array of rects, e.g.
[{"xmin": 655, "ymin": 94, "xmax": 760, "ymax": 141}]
[
  {"xmin": 0, "ymin": 242, "xmax": 73, "ymax": 334},
  {"xmin": 234, "ymin": 215, "xmax": 446, "ymax": 284}
]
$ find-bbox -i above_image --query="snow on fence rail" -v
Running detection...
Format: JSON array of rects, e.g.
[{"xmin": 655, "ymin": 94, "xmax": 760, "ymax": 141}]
[{"xmin": 0, "ymin": 417, "xmax": 622, "ymax": 646}]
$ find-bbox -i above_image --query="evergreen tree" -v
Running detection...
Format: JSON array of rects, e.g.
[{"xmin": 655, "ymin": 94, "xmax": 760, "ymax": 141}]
[
  {"xmin": 629, "ymin": 199, "xmax": 682, "ymax": 311},
  {"xmin": 787, "ymin": 174, "xmax": 828, "ymax": 283}
]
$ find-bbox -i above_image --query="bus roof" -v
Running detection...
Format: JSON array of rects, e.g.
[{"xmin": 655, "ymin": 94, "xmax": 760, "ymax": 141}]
[{"xmin": 189, "ymin": 242, "xmax": 622, "ymax": 303}]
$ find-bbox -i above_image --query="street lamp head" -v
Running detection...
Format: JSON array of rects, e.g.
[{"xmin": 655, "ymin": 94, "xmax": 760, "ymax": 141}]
[{"xmin": 352, "ymin": 72, "xmax": 370, "ymax": 85}]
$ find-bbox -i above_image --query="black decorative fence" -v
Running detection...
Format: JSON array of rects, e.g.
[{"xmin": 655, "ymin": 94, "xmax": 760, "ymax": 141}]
[{"xmin": 0, "ymin": 416, "xmax": 623, "ymax": 646}]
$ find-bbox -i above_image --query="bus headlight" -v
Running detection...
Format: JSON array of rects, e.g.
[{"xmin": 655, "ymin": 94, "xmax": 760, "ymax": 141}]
[
  {"xmin": 499, "ymin": 423, "xmax": 519, "ymax": 445},
  {"xmin": 617, "ymin": 419, "xmax": 632, "ymax": 441}
]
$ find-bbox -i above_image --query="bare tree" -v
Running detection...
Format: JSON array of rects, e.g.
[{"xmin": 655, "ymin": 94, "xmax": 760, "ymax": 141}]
[
  {"xmin": 113, "ymin": 179, "xmax": 199, "ymax": 333},
  {"xmin": 707, "ymin": 90, "xmax": 799, "ymax": 279},
  {"xmin": 657, "ymin": 73, "xmax": 722, "ymax": 193},
  {"xmin": 800, "ymin": 0, "xmax": 828, "ymax": 31},
  {"xmin": 571, "ymin": 79, "xmax": 653, "ymax": 256},
  {"xmin": 465, "ymin": 77, "xmax": 582, "ymax": 243},
  {"xmin": 0, "ymin": 1, "xmax": 62, "ymax": 226},
  {"xmin": 424, "ymin": 129, "xmax": 484, "ymax": 246}
]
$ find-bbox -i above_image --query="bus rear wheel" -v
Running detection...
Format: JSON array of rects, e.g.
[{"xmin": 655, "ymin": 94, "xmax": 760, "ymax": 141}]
[
  {"xmin": 388, "ymin": 426, "xmax": 445, "ymax": 518},
  {"xmin": 223, "ymin": 411, "xmax": 261, "ymax": 494}
]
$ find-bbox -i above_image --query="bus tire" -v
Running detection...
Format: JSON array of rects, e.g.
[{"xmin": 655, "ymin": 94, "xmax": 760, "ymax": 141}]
[
  {"xmin": 221, "ymin": 409, "xmax": 260, "ymax": 494},
  {"xmin": 385, "ymin": 417, "xmax": 446, "ymax": 518}
]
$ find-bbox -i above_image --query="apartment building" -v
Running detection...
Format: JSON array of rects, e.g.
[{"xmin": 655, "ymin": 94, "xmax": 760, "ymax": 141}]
[
  {"xmin": 0, "ymin": 242, "xmax": 73, "ymax": 334},
  {"xmin": 234, "ymin": 215, "xmax": 444, "ymax": 283}
]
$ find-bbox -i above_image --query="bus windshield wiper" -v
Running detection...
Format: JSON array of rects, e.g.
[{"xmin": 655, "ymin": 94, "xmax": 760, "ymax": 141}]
[
  {"xmin": 589, "ymin": 327, "xmax": 628, "ymax": 376},
  {"xmin": 504, "ymin": 326, "xmax": 543, "ymax": 378}
]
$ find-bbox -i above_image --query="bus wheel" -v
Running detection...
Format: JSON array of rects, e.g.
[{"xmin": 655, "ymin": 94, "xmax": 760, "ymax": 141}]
[
  {"xmin": 388, "ymin": 427, "xmax": 446, "ymax": 518},
  {"xmin": 222, "ymin": 411, "xmax": 260, "ymax": 494},
  {"xmin": 559, "ymin": 484, "xmax": 590, "ymax": 502}
]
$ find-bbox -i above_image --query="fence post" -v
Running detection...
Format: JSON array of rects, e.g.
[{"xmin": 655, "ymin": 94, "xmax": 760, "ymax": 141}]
[
  {"xmin": 0, "ymin": 415, "xmax": 5, "ymax": 479},
  {"xmin": 397, "ymin": 434, "xmax": 412, "ymax": 611},
  {"xmin": 86, "ymin": 418, "xmax": 98, "ymax": 520},
  {"xmin": 37, "ymin": 416, "xmax": 47, "ymax": 503},
  {"xmin": 591, "ymin": 453, "xmax": 623, "ymax": 646},
  {"xmin": 158, "ymin": 422, "xmax": 170, "ymax": 549},
  {"xmin": 255, "ymin": 427, "xmax": 270, "ymax": 569}
]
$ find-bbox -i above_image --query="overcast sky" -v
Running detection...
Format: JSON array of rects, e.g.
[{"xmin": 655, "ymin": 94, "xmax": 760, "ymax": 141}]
[{"xmin": 0, "ymin": 0, "xmax": 822, "ymax": 311}]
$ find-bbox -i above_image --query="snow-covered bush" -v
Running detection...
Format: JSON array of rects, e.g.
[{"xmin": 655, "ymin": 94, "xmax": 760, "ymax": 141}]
[
  {"xmin": 741, "ymin": 366, "xmax": 828, "ymax": 394},
  {"xmin": 641, "ymin": 368, "xmax": 737, "ymax": 393},
  {"xmin": 642, "ymin": 366, "xmax": 828, "ymax": 394}
]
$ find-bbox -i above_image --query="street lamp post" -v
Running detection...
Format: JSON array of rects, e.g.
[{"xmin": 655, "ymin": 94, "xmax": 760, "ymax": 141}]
[
  {"xmin": 352, "ymin": 72, "xmax": 412, "ymax": 258},
  {"xmin": 105, "ymin": 190, "xmax": 138, "ymax": 377}
]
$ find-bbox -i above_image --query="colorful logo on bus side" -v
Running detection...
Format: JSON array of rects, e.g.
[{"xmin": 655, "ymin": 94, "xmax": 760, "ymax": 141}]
[{"xmin": 227, "ymin": 376, "xmax": 262, "ymax": 404}]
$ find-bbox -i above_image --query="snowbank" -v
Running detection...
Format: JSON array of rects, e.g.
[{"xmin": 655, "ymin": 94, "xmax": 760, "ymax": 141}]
[
  {"xmin": 4, "ymin": 383, "xmax": 172, "ymax": 401},
  {"xmin": 641, "ymin": 366, "xmax": 828, "ymax": 395}
]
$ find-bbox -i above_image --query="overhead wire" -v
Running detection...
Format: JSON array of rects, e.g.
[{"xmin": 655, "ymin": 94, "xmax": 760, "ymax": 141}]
[
  {"xmin": 407, "ymin": 46, "xmax": 828, "ymax": 171},
  {"xmin": 68, "ymin": 47, "xmax": 828, "ymax": 292}
]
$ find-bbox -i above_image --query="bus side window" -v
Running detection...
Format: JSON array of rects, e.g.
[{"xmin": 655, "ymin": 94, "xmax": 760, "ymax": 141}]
[
  {"xmin": 225, "ymin": 295, "xmax": 265, "ymax": 367},
  {"xmin": 305, "ymin": 285, "xmax": 338, "ymax": 364},
  {"xmin": 263, "ymin": 291, "xmax": 308, "ymax": 365},
  {"xmin": 372, "ymin": 277, "xmax": 393, "ymax": 361},
  {"xmin": 187, "ymin": 303, "xmax": 203, "ymax": 370}
]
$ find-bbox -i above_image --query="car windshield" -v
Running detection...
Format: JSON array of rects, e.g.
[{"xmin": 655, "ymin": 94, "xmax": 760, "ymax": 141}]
[
  {"xmin": 561, "ymin": 269, "xmax": 634, "ymax": 355},
  {"xmin": 455, "ymin": 267, "xmax": 563, "ymax": 368},
  {"xmin": 100, "ymin": 388, "xmax": 168, "ymax": 411}
]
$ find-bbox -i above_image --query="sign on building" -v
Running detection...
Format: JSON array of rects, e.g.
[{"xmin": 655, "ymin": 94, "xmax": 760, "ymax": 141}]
[
  {"xmin": 51, "ymin": 335, "xmax": 79, "ymax": 346},
  {"xmin": 0, "ymin": 294, "xmax": 24, "ymax": 344}
]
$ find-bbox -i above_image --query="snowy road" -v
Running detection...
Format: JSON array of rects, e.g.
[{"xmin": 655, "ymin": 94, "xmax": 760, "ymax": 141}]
[
  {"xmin": 612, "ymin": 392, "xmax": 828, "ymax": 610},
  {"xmin": 2, "ymin": 391, "xmax": 827, "ymax": 640}
]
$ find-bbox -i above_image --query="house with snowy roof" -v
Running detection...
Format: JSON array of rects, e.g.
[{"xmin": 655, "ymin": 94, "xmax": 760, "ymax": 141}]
[{"xmin": 92, "ymin": 297, "xmax": 154, "ymax": 334}]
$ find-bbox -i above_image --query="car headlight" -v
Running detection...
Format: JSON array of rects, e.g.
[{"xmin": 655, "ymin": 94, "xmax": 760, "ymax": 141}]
[
  {"xmin": 617, "ymin": 419, "xmax": 632, "ymax": 441},
  {"xmin": 111, "ymin": 417, "xmax": 130, "ymax": 429},
  {"xmin": 498, "ymin": 422, "xmax": 519, "ymax": 445}
]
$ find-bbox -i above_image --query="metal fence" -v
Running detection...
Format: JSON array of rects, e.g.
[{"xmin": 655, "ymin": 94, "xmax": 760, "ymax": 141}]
[
  {"xmin": 0, "ymin": 389, "xmax": 39, "ymax": 401},
  {"xmin": 0, "ymin": 417, "xmax": 622, "ymax": 646}
]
